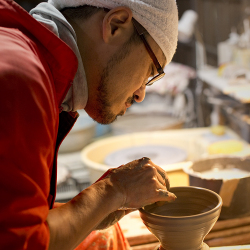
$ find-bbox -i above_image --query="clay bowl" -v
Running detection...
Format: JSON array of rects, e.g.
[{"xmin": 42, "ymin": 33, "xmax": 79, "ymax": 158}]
[{"xmin": 139, "ymin": 186, "xmax": 222, "ymax": 250}]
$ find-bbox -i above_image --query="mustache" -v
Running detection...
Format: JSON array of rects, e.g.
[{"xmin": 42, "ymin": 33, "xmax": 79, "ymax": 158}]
[{"xmin": 126, "ymin": 95, "xmax": 135, "ymax": 106}]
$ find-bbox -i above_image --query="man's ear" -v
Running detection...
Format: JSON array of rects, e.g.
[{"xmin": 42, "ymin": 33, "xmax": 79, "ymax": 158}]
[{"xmin": 102, "ymin": 7, "xmax": 133, "ymax": 44}]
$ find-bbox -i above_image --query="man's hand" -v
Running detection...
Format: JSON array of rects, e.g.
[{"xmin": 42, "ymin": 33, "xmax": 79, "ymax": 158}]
[{"xmin": 103, "ymin": 157, "xmax": 176, "ymax": 210}]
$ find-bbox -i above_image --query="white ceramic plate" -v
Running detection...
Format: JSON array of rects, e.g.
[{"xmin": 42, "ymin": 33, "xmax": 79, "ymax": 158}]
[{"xmin": 104, "ymin": 144, "xmax": 187, "ymax": 166}]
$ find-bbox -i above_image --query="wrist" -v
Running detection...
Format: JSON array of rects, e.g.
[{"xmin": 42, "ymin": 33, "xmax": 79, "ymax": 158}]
[{"xmin": 97, "ymin": 177, "xmax": 125, "ymax": 210}]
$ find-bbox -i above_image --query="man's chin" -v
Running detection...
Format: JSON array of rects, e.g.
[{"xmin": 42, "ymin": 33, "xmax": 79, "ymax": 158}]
[
  {"xmin": 86, "ymin": 107, "xmax": 125, "ymax": 125},
  {"xmin": 98, "ymin": 112, "xmax": 125, "ymax": 125}
]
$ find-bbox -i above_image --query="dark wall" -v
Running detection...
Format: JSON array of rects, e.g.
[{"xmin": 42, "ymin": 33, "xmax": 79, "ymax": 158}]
[
  {"xmin": 172, "ymin": 0, "xmax": 196, "ymax": 69},
  {"xmin": 195, "ymin": 0, "xmax": 249, "ymax": 66},
  {"xmin": 174, "ymin": 0, "xmax": 250, "ymax": 68}
]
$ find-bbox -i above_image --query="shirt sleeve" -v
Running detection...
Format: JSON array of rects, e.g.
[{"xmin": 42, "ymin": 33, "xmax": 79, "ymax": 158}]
[{"xmin": 0, "ymin": 29, "xmax": 58, "ymax": 250}]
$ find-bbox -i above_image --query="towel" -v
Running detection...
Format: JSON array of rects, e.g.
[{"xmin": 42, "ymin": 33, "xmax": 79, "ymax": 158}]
[
  {"xmin": 30, "ymin": 3, "xmax": 88, "ymax": 112},
  {"xmin": 48, "ymin": 0, "xmax": 178, "ymax": 65}
]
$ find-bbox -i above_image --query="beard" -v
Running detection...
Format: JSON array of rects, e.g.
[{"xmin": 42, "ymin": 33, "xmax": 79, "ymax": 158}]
[
  {"xmin": 95, "ymin": 80, "xmax": 135, "ymax": 125},
  {"xmin": 93, "ymin": 39, "xmax": 136, "ymax": 125}
]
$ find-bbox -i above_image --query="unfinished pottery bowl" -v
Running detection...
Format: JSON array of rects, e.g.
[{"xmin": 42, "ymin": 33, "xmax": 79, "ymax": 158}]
[{"xmin": 139, "ymin": 186, "xmax": 222, "ymax": 250}]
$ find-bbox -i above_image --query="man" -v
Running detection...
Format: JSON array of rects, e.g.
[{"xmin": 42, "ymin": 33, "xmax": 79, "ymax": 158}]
[{"xmin": 0, "ymin": 0, "xmax": 178, "ymax": 249}]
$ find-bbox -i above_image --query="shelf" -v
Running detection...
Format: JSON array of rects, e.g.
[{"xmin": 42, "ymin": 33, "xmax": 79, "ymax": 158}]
[{"xmin": 198, "ymin": 66, "xmax": 250, "ymax": 104}]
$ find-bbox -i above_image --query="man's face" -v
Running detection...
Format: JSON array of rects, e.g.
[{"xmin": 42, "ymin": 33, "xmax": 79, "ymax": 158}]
[
  {"xmin": 65, "ymin": 7, "xmax": 167, "ymax": 124},
  {"xmin": 91, "ymin": 39, "xmax": 142, "ymax": 124},
  {"xmin": 85, "ymin": 34, "xmax": 165, "ymax": 125}
]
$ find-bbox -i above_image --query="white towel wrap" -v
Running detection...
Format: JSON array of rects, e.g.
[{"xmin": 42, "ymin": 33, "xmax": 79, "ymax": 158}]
[{"xmin": 48, "ymin": 0, "xmax": 178, "ymax": 65}]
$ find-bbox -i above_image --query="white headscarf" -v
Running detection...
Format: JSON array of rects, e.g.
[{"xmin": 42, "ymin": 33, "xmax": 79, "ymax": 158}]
[{"xmin": 48, "ymin": 0, "xmax": 179, "ymax": 64}]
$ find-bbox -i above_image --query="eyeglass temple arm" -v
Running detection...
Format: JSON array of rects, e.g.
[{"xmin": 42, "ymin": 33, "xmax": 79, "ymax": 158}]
[
  {"xmin": 140, "ymin": 35, "xmax": 164, "ymax": 74},
  {"xmin": 132, "ymin": 19, "xmax": 164, "ymax": 74}
]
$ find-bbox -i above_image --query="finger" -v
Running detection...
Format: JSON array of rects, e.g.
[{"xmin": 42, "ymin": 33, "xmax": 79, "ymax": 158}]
[
  {"xmin": 154, "ymin": 168, "xmax": 166, "ymax": 186},
  {"xmin": 140, "ymin": 163, "xmax": 167, "ymax": 189},
  {"xmin": 153, "ymin": 181, "xmax": 177, "ymax": 206},
  {"xmin": 157, "ymin": 189, "xmax": 177, "ymax": 203},
  {"xmin": 135, "ymin": 157, "xmax": 151, "ymax": 170},
  {"xmin": 138, "ymin": 157, "xmax": 170, "ymax": 189},
  {"xmin": 140, "ymin": 156, "xmax": 151, "ymax": 162},
  {"xmin": 150, "ymin": 163, "xmax": 170, "ymax": 190},
  {"xmin": 137, "ymin": 158, "xmax": 166, "ymax": 185}
]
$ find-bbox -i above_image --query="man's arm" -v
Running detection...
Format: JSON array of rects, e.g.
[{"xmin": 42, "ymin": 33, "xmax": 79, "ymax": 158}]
[{"xmin": 47, "ymin": 158, "xmax": 176, "ymax": 250}]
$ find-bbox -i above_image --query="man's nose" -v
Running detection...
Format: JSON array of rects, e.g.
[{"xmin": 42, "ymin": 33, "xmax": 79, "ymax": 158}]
[{"xmin": 134, "ymin": 85, "xmax": 146, "ymax": 103}]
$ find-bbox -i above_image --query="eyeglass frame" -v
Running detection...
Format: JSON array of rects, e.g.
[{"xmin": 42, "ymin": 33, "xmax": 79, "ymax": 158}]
[{"xmin": 132, "ymin": 19, "xmax": 165, "ymax": 86}]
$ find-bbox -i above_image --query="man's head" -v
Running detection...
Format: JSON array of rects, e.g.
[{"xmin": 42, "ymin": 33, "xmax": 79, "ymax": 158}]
[{"xmin": 49, "ymin": 0, "xmax": 178, "ymax": 124}]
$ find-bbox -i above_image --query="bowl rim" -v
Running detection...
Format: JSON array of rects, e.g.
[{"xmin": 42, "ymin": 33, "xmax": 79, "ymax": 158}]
[{"xmin": 139, "ymin": 186, "xmax": 222, "ymax": 220}]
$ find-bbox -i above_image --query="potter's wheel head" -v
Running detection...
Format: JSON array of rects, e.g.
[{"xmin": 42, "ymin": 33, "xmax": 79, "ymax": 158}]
[
  {"xmin": 104, "ymin": 145, "xmax": 187, "ymax": 166},
  {"xmin": 155, "ymin": 242, "xmax": 210, "ymax": 250},
  {"xmin": 139, "ymin": 186, "xmax": 222, "ymax": 250}
]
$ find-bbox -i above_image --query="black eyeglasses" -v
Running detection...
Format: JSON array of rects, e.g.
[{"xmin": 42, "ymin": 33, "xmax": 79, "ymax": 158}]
[{"xmin": 132, "ymin": 19, "xmax": 165, "ymax": 86}]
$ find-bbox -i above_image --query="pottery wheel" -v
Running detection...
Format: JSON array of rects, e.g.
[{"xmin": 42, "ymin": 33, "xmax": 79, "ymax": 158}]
[
  {"xmin": 104, "ymin": 144, "xmax": 187, "ymax": 166},
  {"xmin": 155, "ymin": 242, "xmax": 210, "ymax": 250}
]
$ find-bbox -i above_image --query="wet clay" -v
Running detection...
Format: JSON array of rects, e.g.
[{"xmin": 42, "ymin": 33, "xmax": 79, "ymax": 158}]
[{"xmin": 139, "ymin": 186, "xmax": 222, "ymax": 250}]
